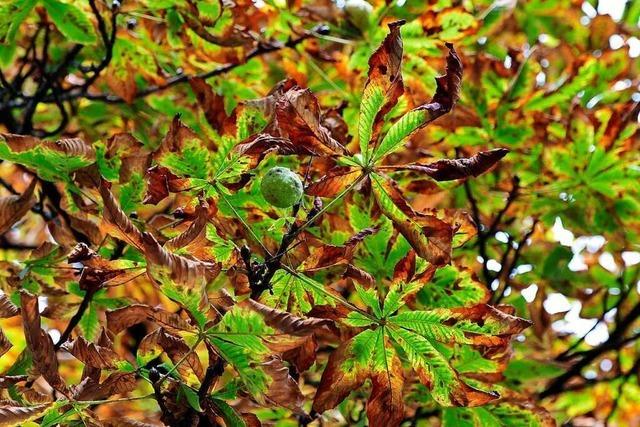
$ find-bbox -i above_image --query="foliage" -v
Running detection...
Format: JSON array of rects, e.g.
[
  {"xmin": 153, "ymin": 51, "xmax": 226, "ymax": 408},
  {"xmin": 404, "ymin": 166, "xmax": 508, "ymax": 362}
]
[{"xmin": 0, "ymin": 0, "xmax": 638, "ymax": 426}]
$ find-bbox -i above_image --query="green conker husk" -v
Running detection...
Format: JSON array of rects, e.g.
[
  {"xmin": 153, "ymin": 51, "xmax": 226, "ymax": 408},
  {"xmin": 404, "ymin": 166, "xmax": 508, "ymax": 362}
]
[{"xmin": 260, "ymin": 167, "xmax": 304, "ymax": 208}]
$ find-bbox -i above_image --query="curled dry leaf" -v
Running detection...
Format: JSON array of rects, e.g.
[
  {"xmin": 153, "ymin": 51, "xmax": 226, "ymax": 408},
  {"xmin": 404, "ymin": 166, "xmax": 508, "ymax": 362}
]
[
  {"xmin": 143, "ymin": 165, "xmax": 192, "ymax": 205},
  {"xmin": 274, "ymin": 86, "xmax": 348, "ymax": 156},
  {"xmin": 99, "ymin": 180, "xmax": 145, "ymax": 252},
  {"xmin": 0, "ymin": 294, "xmax": 19, "ymax": 318},
  {"xmin": 0, "ymin": 177, "xmax": 37, "ymax": 236},
  {"xmin": 74, "ymin": 372, "xmax": 137, "ymax": 402},
  {"xmin": 0, "ymin": 329, "xmax": 11, "ymax": 359},
  {"xmin": 363, "ymin": 20, "xmax": 406, "ymax": 148},
  {"xmin": 139, "ymin": 328, "xmax": 204, "ymax": 381},
  {"xmin": 20, "ymin": 291, "xmax": 66, "ymax": 392},
  {"xmin": 142, "ymin": 231, "xmax": 221, "ymax": 289},
  {"xmin": 106, "ymin": 304, "xmax": 194, "ymax": 334},
  {"xmin": 261, "ymin": 357, "xmax": 305, "ymax": 413},
  {"xmin": 189, "ymin": 77, "xmax": 229, "ymax": 133},
  {"xmin": 0, "ymin": 403, "xmax": 51, "ymax": 427},
  {"xmin": 301, "ymin": 227, "xmax": 378, "ymax": 272},
  {"xmin": 388, "ymin": 148, "xmax": 509, "ymax": 181},
  {"xmin": 164, "ymin": 197, "xmax": 209, "ymax": 251},
  {"xmin": 63, "ymin": 336, "xmax": 122, "ymax": 369},
  {"xmin": 245, "ymin": 298, "xmax": 333, "ymax": 336},
  {"xmin": 305, "ymin": 166, "xmax": 361, "ymax": 198}
]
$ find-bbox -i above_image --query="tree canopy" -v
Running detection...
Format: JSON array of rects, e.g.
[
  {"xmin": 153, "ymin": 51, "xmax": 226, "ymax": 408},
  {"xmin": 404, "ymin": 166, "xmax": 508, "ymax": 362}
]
[{"xmin": 0, "ymin": 0, "xmax": 639, "ymax": 426}]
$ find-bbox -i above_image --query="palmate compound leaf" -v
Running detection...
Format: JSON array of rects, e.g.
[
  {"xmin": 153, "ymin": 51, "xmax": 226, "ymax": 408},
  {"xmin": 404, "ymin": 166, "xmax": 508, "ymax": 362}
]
[
  {"xmin": 371, "ymin": 42, "xmax": 463, "ymax": 164},
  {"xmin": 206, "ymin": 307, "xmax": 305, "ymax": 412},
  {"xmin": 0, "ymin": 134, "xmax": 95, "ymax": 182},
  {"xmin": 313, "ymin": 282, "xmax": 531, "ymax": 424}
]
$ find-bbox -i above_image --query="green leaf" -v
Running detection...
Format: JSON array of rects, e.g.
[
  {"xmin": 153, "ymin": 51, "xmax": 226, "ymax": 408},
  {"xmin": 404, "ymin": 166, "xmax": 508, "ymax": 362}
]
[
  {"xmin": 416, "ymin": 265, "xmax": 490, "ymax": 309},
  {"xmin": 42, "ymin": 0, "xmax": 97, "ymax": 44},
  {"xmin": 0, "ymin": 0, "xmax": 37, "ymax": 43},
  {"xmin": 209, "ymin": 398, "xmax": 246, "ymax": 427},
  {"xmin": 358, "ymin": 85, "xmax": 385, "ymax": 162},
  {"xmin": 0, "ymin": 135, "xmax": 95, "ymax": 182},
  {"xmin": 179, "ymin": 384, "xmax": 204, "ymax": 412},
  {"xmin": 372, "ymin": 109, "xmax": 429, "ymax": 163}
]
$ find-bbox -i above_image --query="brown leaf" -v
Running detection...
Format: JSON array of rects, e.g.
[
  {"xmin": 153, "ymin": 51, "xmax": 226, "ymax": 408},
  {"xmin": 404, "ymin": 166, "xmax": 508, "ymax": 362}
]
[
  {"xmin": 245, "ymin": 299, "xmax": 333, "ymax": 336},
  {"xmin": 274, "ymin": 86, "xmax": 347, "ymax": 156},
  {"xmin": 301, "ymin": 227, "xmax": 377, "ymax": 272},
  {"xmin": 74, "ymin": 372, "xmax": 137, "ymax": 401},
  {"xmin": 0, "ymin": 177, "xmax": 37, "ymax": 236},
  {"xmin": 143, "ymin": 165, "xmax": 192, "ymax": 205},
  {"xmin": 364, "ymin": 20, "xmax": 405, "ymax": 147},
  {"xmin": 312, "ymin": 339, "xmax": 369, "ymax": 414},
  {"xmin": 0, "ymin": 403, "xmax": 51, "ymax": 426},
  {"xmin": 63, "ymin": 336, "xmax": 122, "ymax": 369},
  {"xmin": 283, "ymin": 335, "xmax": 318, "ymax": 373},
  {"xmin": 99, "ymin": 181, "xmax": 145, "ymax": 252},
  {"xmin": 0, "ymin": 328, "xmax": 11, "ymax": 358},
  {"xmin": 305, "ymin": 166, "xmax": 361, "ymax": 198},
  {"xmin": 393, "ymin": 249, "xmax": 416, "ymax": 284},
  {"xmin": 367, "ymin": 358, "xmax": 405, "ymax": 427},
  {"xmin": 0, "ymin": 134, "xmax": 95, "ymax": 161},
  {"xmin": 342, "ymin": 264, "xmax": 375, "ymax": 288},
  {"xmin": 0, "ymin": 294, "xmax": 19, "ymax": 318},
  {"xmin": 388, "ymin": 148, "xmax": 509, "ymax": 181},
  {"xmin": 0, "ymin": 376, "xmax": 27, "ymax": 389},
  {"xmin": 142, "ymin": 232, "xmax": 221, "ymax": 289},
  {"xmin": 104, "ymin": 133, "xmax": 151, "ymax": 183},
  {"xmin": 164, "ymin": 198, "xmax": 209, "ymax": 251},
  {"xmin": 106, "ymin": 304, "xmax": 194, "ymax": 334},
  {"xmin": 190, "ymin": 77, "xmax": 229, "ymax": 133},
  {"xmin": 139, "ymin": 328, "xmax": 204, "ymax": 380},
  {"xmin": 156, "ymin": 115, "xmax": 201, "ymax": 158},
  {"xmin": 261, "ymin": 357, "xmax": 305, "ymax": 412},
  {"xmin": 20, "ymin": 291, "xmax": 66, "ymax": 391}
]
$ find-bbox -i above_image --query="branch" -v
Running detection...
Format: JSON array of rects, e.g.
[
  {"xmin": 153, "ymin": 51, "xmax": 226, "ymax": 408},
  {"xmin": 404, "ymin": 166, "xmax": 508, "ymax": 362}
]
[
  {"xmin": 6, "ymin": 24, "xmax": 328, "ymax": 108},
  {"xmin": 540, "ymin": 301, "xmax": 640, "ymax": 398}
]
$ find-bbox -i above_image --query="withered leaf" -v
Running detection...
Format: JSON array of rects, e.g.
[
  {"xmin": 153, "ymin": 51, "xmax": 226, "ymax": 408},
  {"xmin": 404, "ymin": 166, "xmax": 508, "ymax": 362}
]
[
  {"xmin": 301, "ymin": 227, "xmax": 378, "ymax": 272},
  {"xmin": 0, "ymin": 177, "xmax": 37, "ymax": 236},
  {"xmin": 164, "ymin": 197, "xmax": 209, "ymax": 251},
  {"xmin": 189, "ymin": 77, "xmax": 229, "ymax": 134},
  {"xmin": 245, "ymin": 299, "xmax": 333, "ymax": 336},
  {"xmin": 362, "ymin": 20, "xmax": 405, "ymax": 148},
  {"xmin": 99, "ymin": 181, "xmax": 145, "ymax": 252},
  {"xmin": 0, "ymin": 403, "xmax": 51, "ymax": 426},
  {"xmin": 305, "ymin": 166, "xmax": 361, "ymax": 198},
  {"xmin": 0, "ymin": 328, "xmax": 11, "ymax": 358},
  {"xmin": 142, "ymin": 232, "xmax": 221, "ymax": 289},
  {"xmin": 19, "ymin": 291, "xmax": 66, "ymax": 391},
  {"xmin": 388, "ymin": 148, "xmax": 509, "ymax": 181},
  {"xmin": 261, "ymin": 357, "xmax": 305, "ymax": 413},
  {"xmin": 139, "ymin": 328, "xmax": 204, "ymax": 381},
  {"xmin": 0, "ymin": 294, "xmax": 19, "ymax": 318},
  {"xmin": 63, "ymin": 336, "xmax": 122, "ymax": 369},
  {"xmin": 274, "ymin": 86, "xmax": 347, "ymax": 156},
  {"xmin": 143, "ymin": 165, "xmax": 192, "ymax": 205},
  {"xmin": 106, "ymin": 304, "xmax": 194, "ymax": 334}
]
